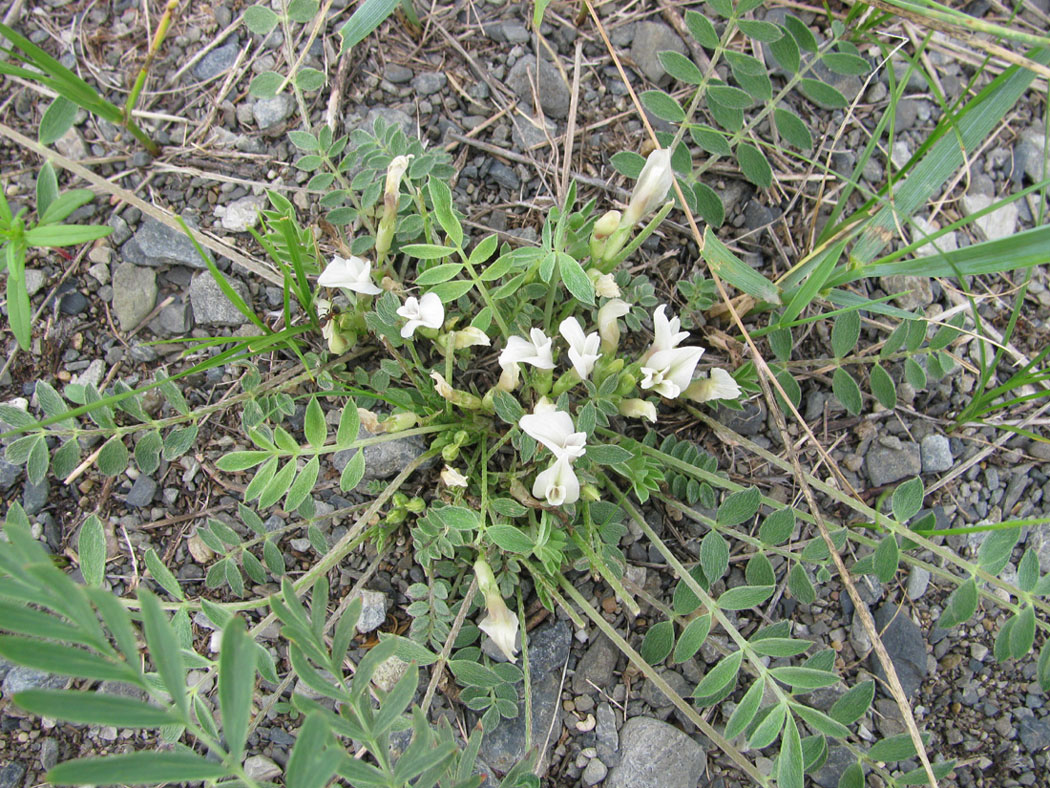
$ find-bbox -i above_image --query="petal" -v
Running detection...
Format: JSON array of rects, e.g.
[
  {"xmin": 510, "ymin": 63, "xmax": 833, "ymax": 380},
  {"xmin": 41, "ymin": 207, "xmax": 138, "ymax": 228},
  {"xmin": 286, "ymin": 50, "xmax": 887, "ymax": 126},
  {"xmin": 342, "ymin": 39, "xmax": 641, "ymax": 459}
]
[
  {"xmin": 519, "ymin": 410, "xmax": 576, "ymax": 454},
  {"xmin": 559, "ymin": 316, "xmax": 586, "ymax": 351},
  {"xmin": 419, "ymin": 292, "xmax": 445, "ymax": 327}
]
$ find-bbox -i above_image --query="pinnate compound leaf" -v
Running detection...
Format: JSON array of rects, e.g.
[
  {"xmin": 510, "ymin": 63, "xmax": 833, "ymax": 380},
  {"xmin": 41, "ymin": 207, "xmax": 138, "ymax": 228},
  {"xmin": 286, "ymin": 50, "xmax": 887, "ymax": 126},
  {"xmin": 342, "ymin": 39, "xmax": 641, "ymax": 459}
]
[
  {"xmin": 78, "ymin": 516, "xmax": 106, "ymax": 587},
  {"xmin": 47, "ymin": 752, "xmax": 230, "ymax": 785}
]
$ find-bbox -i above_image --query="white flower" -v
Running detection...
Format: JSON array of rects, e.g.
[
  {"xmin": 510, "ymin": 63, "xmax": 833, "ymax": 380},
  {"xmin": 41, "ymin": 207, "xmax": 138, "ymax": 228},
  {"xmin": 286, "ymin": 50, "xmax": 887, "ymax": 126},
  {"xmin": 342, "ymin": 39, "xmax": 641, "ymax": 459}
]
[
  {"xmin": 384, "ymin": 155, "xmax": 412, "ymax": 202},
  {"xmin": 559, "ymin": 317, "xmax": 601, "ymax": 380},
  {"xmin": 533, "ymin": 455, "xmax": 580, "ymax": 506},
  {"xmin": 318, "ymin": 255, "xmax": 381, "ymax": 295},
  {"xmin": 440, "ymin": 465, "xmax": 469, "ymax": 487},
  {"xmin": 649, "ymin": 304, "xmax": 689, "ymax": 355},
  {"xmin": 475, "ymin": 558, "xmax": 519, "ymax": 662},
  {"xmin": 451, "ymin": 326, "xmax": 490, "ymax": 349},
  {"xmin": 500, "ymin": 328, "xmax": 555, "ymax": 371},
  {"xmin": 597, "ymin": 299, "xmax": 631, "ymax": 354},
  {"xmin": 619, "ymin": 398, "xmax": 657, "ymax": 422},
  {"xmin": 593, "ymin": 273, "xmax": 621, "ymax": 299},
  {"xmin": 623, "ymin": 149, "xmax": 674, "ymax": 226},
  {"xmin": 518, "ymin": 407, "xmax": 586, "ymax": 463},
  {"xmin": 397, "ymin": 292, "xmax": 444, "ymax": 338},
  {"xmin": 640, "ymin": 345, "xmax": 705, "ymax": 399},
  {"xmin": 684, "ymin": 368, "xmax": 741, "ymax": 403}
]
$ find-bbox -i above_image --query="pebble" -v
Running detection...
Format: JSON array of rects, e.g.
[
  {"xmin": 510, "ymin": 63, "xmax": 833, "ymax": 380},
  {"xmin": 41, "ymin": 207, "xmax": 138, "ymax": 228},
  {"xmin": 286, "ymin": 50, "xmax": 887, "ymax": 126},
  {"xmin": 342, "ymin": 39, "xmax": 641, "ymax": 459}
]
[
  {"xmin": 920, "ymin": 433, "xmax": 953, "ymax": 474},
  {"xmin": 55, "ymin": 128, "xmax": 88, "ymax": 160},
  {"xmin": 812, "ymin": 745, "xmax": 859, "ymax": 788},
  {"xmin": 356, "ymin": 589, "xmax": 388, "ymax": 633},
  {"xmin": 24, "ymin": 269, "xmax": 46, "ymax": 297},
  {"xmin": 0, "ymin": 460, "xmax": 23, "ymax": 491},
  {"xmin": 1018, "ymin": 716, "xmax": 1050, "ymax": 753},
  {"xmin": 0, "ymin": 762, "xmax": 26, "ymax": 788},
  {"xmin": 22, "ymin": 479, "xmax": 49, "ymax": 516},
  {"xmin": 189, "ymin": 272, "xmax": 251, "ymax": 326},
  {"xmin": 383, "ymin": 64, "xmax": 413, "ymax": 83},
  {"xmin": 252, "ymin": 94, "xmax": 294, "ymax": 130},
  {"xmin": 370, "ymin": 654, "xmax": 408, "ymax": 692},
  {"xmin": 607, "ymin": 717, "xmax": 705, "ymax": 788},
  {"xmin": 869, "ymin": 603, "xmax": 927, "ymax": 698},
  {"xmin": 217, "ymin": 195, "xmax": 265, "ymax": 232},
  {"xmin": 880, "ymin": 274, "xmax": 933, "ymax": 311},
  {"xmin": 961, "ymin": 192, "xmax": 1018, "ymax": 240},
  {"xmin": 487, "ymin": 161, "xmax": 520, "ymax": 190},
  {"xmin": 595, "ymin": 701, "xmax": 619, "ymax": 766},
  {"xmin": 123, "ymin": 218, "xmax": 213, "ymax": 269},
  {"xmin": 332, "ymin": 427, "xmax": 431, "ymax": 485},
  {"xmin": 630, "ymin": 22, "xmax": 688, "ymax": 86},
  {"xmin": 906, "ymin": 566, "xmax": 931, "ymax": 600},
  {"xmin": 582, "ymin": 758, "xmax": 608, "ymax": 785},
  {"xmin": 412, "ymin": 72, "xmax": 447, "ymax": 96},
  {"xmin": 125, "ymin": 474, "xmax": 157, "ymax": 507},
  {"xmin": 2, "ymin": 665, "xmax": 69, "ymax": 695},
  {"xmin": 111, "ymin": 262, "xmax": 158, "ymax": 330},
  {"xmin": 194, "ymin": 37, "xmax": 240, "ymax": 81},
  {"xmin": 911, "ymin": 215, "xmax": 958, "ymax": 258},
  {"xmin": 1012, "ymin": 126, "xmax": 1048, "ymax": 184},
  {"xmin": 87, "ymin": 262, "xmax": 110, "ymax": 284},
  {"xmin": 572, "ymin": 635, "xmax": 619, "ymax": 694},
  {"xmin": 39, "ymin": 736, "xmax": 59, "ymax": 770},
  {"xmin": 506, "ymin": 56, "xmax": 571, "ymax": 119},
  {"xmin": 865, "ymin": 439, "xmax": 922, "ymax": 486},
  {"xmin": 243, "ymin": 755, "xmax": 281, "ymax": 781}
]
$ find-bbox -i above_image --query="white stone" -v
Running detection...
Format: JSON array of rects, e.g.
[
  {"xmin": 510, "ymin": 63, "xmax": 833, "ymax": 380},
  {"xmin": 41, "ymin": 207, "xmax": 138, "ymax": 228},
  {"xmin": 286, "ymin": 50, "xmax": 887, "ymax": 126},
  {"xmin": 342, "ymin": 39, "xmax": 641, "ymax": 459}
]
[
  {"xmin": 961, "ymin": 192, "xmax": 1018, "ymax": 240},
  {"xmin": 218, "ymin": 196, "xmax": 266, "ymax": 232}
]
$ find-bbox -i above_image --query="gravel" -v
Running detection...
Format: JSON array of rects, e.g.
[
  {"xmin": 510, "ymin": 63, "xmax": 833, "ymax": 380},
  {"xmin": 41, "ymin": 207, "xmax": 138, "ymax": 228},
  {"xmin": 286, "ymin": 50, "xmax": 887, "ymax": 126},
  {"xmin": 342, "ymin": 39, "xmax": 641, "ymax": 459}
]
[
  {"xmin": 253, "ymin": 95, "xmax": 294, "ymax": 130},
  {"xmin": 193, "ymin": 37, "xmax": 241, "ymax": 81},
  {"xmin": 217, "ymin": 195, "xmax": 265, "ymax": 232},
  {"xmin": 355, "ymin": 589, "xmax": 388, "ymax": 633},
  {"xmin": 920, "ymin": 433, "xmax": 954, "ymax": 473},
  {"xmin": 869, "ymin": 603, "xmax": 928, "ymax": 698},
  {"xmin": 125, "ymin": 474, "xmax": 157, "ymax": 507}
]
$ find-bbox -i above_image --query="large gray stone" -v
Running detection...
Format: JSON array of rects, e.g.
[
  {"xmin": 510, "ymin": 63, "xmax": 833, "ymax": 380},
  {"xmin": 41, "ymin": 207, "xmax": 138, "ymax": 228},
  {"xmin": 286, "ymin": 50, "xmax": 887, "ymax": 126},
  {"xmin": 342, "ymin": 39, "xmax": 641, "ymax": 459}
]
[
  {"xmin": 122, "ymin": 218, "xmax": 213, "ymax": 269},
  {"xmin": 2, "ymin": 665, "xmax": 70, "ymax": 696},
  {"xmin": 111, "ymin": 262, "xmax": 158, "ymax": 330},
  {"xmin": 869, "ymin": 603, "xmax": 927, "ymax": 698},
  {"xmin": 630, "ymin": 22, "xmax": 688, "ymax": 86},
  {"xmin": 478, "ymin": 620, "xmax": 570, "ymax": 773},
  {"xmin": 962, "ymin": 192, "xmax": 1018, "ymax": 240},
  {"xmin": 506, "ymin": 57, "xmax": 571, "ymax": 119},
  {"xmin": 865, "ymin": 438, "xmax": 921, "ymax": 486},
  {"xmin": 607, "ymin": 717, "xmax": 706, "ymax": 788},
  {"xmin": 572, "ymin": 635, "xmax": 619, "ymax": 694},
  {"xmin": 189, "ymin": 272, "xmax": 251, "ymax": 326}
]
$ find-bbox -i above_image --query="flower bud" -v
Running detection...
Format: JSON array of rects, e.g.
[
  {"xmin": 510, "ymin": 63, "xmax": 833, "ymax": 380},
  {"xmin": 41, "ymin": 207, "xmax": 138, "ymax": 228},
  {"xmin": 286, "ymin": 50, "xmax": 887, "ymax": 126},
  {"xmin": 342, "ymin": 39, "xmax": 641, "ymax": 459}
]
[
  {"xmin": 440, "ymin": 465, "xmax": 469, "ymax": 488},
  {"xmin": 475, "ymin": 557, "xmax": 519, "ymax": 662},
  {"xmin": 588, "ymin": 269, "xmax": 621, "ymax": 298},
  {"xmin": 622, "ymin": 149, "xmax": 673, "ymax": 227},
  {"xmin": 580, "ymin": 484, "xmax": 601, "ymax": 502},
  {"xmin": 382, "ymin": 411, "xmax": 418, "ymax": 433},
  {"xmin": 619, "ymin": 398, "xmax": 657, "ymax": 423},
  {"xmin": 384, "ymin": 155, "xmax": 412, "ymax": 213},
  {"xmin": 598, "ymin": 299, "xmax": 631, "ymax": 354},
  {"xmin": 450, "ymin": 326, "xmax": 491, "ymax": 349},
  {"xmin": 431, "ymin": 371, "xmax": 483, "ymax": 410}
]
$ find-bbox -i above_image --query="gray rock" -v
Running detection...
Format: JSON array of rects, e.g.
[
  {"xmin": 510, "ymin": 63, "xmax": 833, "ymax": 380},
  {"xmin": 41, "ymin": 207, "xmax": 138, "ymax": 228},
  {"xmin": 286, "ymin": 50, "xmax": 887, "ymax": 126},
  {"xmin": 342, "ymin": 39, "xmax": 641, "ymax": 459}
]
[
  {"xmin": 920, "ymin": 434, "xmax": 953, "ymax": 473},
  {"xmin": 126, "ymin": 474, "xmax": 156, "ymax": 507},
  {"xmin": 24, "ymin": 269, "xmax": 46, "ymax": 297},
  {"xmin": 1027, "ymin": 526, "xmax": 1050, "ymax": 574},
  {"xmin": 906, "ymin": 567, "xmax": 931, "ymax": 600},
  {"xmin": 640, "ymin": 669, "xmax": 690, "ymax": 711},
  {"xmin": 189, "ymin": 272, "xmax": 251, "ymax": 326},
  {"xmin": 607, "ymin": 717, "xmax": 705, "ymax": 788},
  {"xmin": 812, "ymin": 745, "xmax": 860, "ymax": 788},
  {"xmin": 1013, "ymin": 126, "xmax": 1048, "ymax": 184},
  {"xmin": 911, "ymin": 215, "xmax": 957, "ymax": 258},
  {"xmin": 510, "ymin": 114, "xmax": 556, "ymax": 150},
  {"xmin": 3, "ymin": 665, "xmax": 69, "ymax": 696},
  {"xmin": 479, "ymin": 620, "xmax": 571, "ymax": 773},
  {"xmin": 715, "ymin": 399, "xmax": 766, "ymax": 436},
  {"xmin": 503, "ymin": 21, "xmax": 530, "ymax": 43},
  {"xmin": 595, "ymin": 701, "xmax": 619, "ymax": 766},
  {"xmin": 152, "ymin": 297, "xmax": 193, "ymax": 336},
  {"xmin": 961, "ymin": 192, "xmax": 1018, "ymax": 240},
  {"xmin": 356, "ymin": 589, "xmax": 388, "ymax": 633},
  {"xmin": 383, "ymin": 64, "xmax": 413, "ymax": 84},
  {"xmin": 1018, "ymin": 716, "xmax": 1050, "ymax": 752},
  {"xmin": 22, "ymin": 479, "xmax": 49, "ymax": 516},
  {"xmin": 253, "ymin": 94, "xmax": 294, "ymax": 130},
  {"xmin": 488, "ymin": 161, "xmax": 520, "ymax": 190},
  {"xmin": 881, "ymin": 274, "xmax": 933, "ymax": 312},
  {"xmin": 0, "ymin": 762, "xmax": 25, "ymax": 788},
  {"xmin": 72, "ymin": 360, "xmax": 105, "ymax": 391},
  {"xmin": 865, "ymin": 439, "xmax": 921, "ymax": 486},
  {"xmin": 630, "ymin": 22, "xmax": 688, "ymax": 86},
  {"xmin": 0, "ymin": 459, "xmax": 22, "ymax": 491},
  {"xmin": 582, "ymin": 758, "xmax": 608, "ymax": 786},
  {"xmin": 332, "ymin": 427, "xmax": 430, "ymax": 485},
  {"xmin": 123, "ymin": 218, "xmax": 213, "ymax": 269},
  {"xmin": 193, "ymin": 37, "xmax": 240, "ymax": 81},
  {"xmin": 244, "ymin": 755, "xmax": 281, "ymax": 781},
  {"xmin": 55, "ymin": 127, "xmax": 88, "ymax": 161},
  {"xmin": 869, "ymin": 603, "xmax": 927, "ymax": 698},
  {"xmin": 218, "ymin": 195, "xmax": 265, "ymax": 232},
  {"xmin": 572, "ymin": 635, "xmax": 619, "ymax": 694},
  {"xmin": 39, "ymin": 736, "xmax": 59, "ymax": 770},
  {"xmin": 506, "ymin": 56, "xmax": 571, "ymax": 119},
  {"xmin": 412, "ymin": 72, "xmax": 447, "ymax": 96},
  {"xmin": 111, "ymin": 263, "xmax": 158, "ymax": 330}
]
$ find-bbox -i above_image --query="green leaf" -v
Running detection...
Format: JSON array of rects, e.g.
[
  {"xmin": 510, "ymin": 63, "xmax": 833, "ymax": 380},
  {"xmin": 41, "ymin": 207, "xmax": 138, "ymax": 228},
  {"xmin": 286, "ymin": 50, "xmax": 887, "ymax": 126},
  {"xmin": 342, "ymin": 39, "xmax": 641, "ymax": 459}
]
[
  {"xmin": 78, "ymin": 516, "xmax": 106, "ymax": 587},
  {"xmin": 788, "ymin": 563, "xmax": 816, "ymax": 604},
  {"xmin": 249, "ymin": 71, "xmax": 284, "ymax": 99},
  {"xmin": 778, "ymin": 714, "xmax": 804, "ymax": 788},
  {"xmin": 39, "ymin": 96, "xmax": 77, "ymax": 145},
  {"xmin": 558, "ymin": 252, "xmax": 595, "ymax": 305},
  {"xmin": 830, "ymin": 679, "xmax": 875, "ymax": 725},
  {"xmin": 162, "ymin": 424, "xmax": 198, "ymax": 462},
  {"xmin": 749, "ymin": 701, "xmax": 786, "ymax": 748},
  {"xmin": 689, "ymin": 124, "xmax": 732, "ymax": 156},
  {"xmin": 1010, "ymin": 605, "xmax": 1036, "ymax": 659},
  {"xmin": 937, "ymin": 577, "xmax": 978, "ymax": 628},
  {"xmin": 736, "ymin": 143, "xmax": 772, "ymax": 188},
  {"xmin": 610, "ymin": 151, "xmax": 645, "ymax": 178},
  {"xmin": 978, "ymin": 527, "xmax": 1020, "ymax": 575},
  {"xmin": 585, "ymin": 444, "xmax": 634, "ymax": 465},
  {"xmin": 24, "ymin": 224, "xmax": 111, "ymax": 247},
  {"xmin": 303, "ymin": 398, "xmax": 326, "ymax": 449},
  {"xmin": 774, "ymin": 107, "xmax": 812, "ymax": 150},
  {"xmin": 14, "ymin": 689, "xmax": 175, "ymax": 727},
  {"xmin": 402, "ymin": 243, "xmax": 456, "ymax": 260},
  {"xmin": 338, "ymin": 0, "xmax": 400, "ymax": 52},
  {"xmin": 822, "ymin": 53, "xmax": 870, "ymax": 76},
  {"xmin": 1017, "ymin": 548, "xmax": 1039, "ymax": 593},
  {"xmin": 694, "ymin": 182, "xmax": 725, "ymax": 227},
  {"xmin": 792, "ymin": 702, "xmax": 851, "ymax": 740},
  {"xmin": 726, "ymin": 679, "xmax": 765, "ymax": 739},
  {"xmin": 703, "ymin": 228, "xmax": 781, "ymax": 304},
  {"xmin": 769, "ymin": 28, "xmax": 801, "ymax": 73},
  {"xmin": 867, "ymin": 733, "xmax": 920, "ymax": 762},
  {"xmin": 658, "ymin": 51, "xmax": 703, "ymax": 84},
  {"xmin": 97, "ymin": 436, "xmax": 129, "ymax": 476},
  {"xmin": 449, "ymin": 660, "xmax": 503, "ymax": 689},
  {"xmin": 839, "ymin": 762, "xmax": 864, "ymax": 788},
  {"xmin": 737, "ymin": 19, "xmax": 783, "ymax": 42},
  {"xmin": 896, "ymin": 760, "xmax": 957, "ymax": 785},
  {"xmin": 244, "ymin": 5, "xmax": 279, "ymax": 34},
  {"xmin": 749, "ymin": 638, "xmax": 812, "ymax": 658},
  {"xmin": 905, "ymin": 356, "xmax": 927, "ymax": 390},
  {"xmin": 0, "ymin": 636, "xmax": 132, "ymax": 683},
  {"xmin": 892, "ymin": 477, "xmax": 924, "ymax": 522},
  {"xmin": 783, "ymin": 14, "xmax": 818, "ymax": 52},
  {"xmin": 832, "ymin": 367, "xmax": 863, "ymax": 416},
  {"xmin": 760, "ymin": 508, "xmax": 795, "ymax": 545},
  {"xmin": 799, "ymin": 78, "xmax": 848, "ymax": 109},
  {"xmin": 693, "ymin": 650, "xmax": 743, "ymax": 699},
  {"xmin": 219, "ymin": 616, "xmax": 257, "ymax": 764},
  {"xmin": 831, "ymin": 310, "xmax": 860, "ymax": 357},
  {"xmin": 718, "ymin": 585, "xmax": 774, "ymax": 610},
  {"xmin": 700, "ymin": 531, "xmax": 729, "ymax": 583},
  {"xmin": 684, "ymin": 10, "xmax": 719, "ymax": 48},
  {"xmin": 640, "ymin": 90, "xmax": 686, "ymax": 123},
  {"xmin": 716, "ymin": 486, "xmax": 761, "ymax": 526},
  {"xmin": 673, "ymin": 614, "xmax": 711, "ymax": 663},
  {"xmin": 709, "ymin": 84, "xmax": 754, "ymax": 109},
  {"xmin": 39, "ymin": 190, "xmax": 98, "ymax": 226},
  {"xmin": 428, "ymin": 177, "xmax": 463, "ymax": 248},
  {"xmin": 26, "ymin": 435, "xmax": 48, "ymax": 485},
  {"xmin": 134, "ymin": 430, "xmax": 163, "ymax": 475},
  {"xmin": 873, "ymin": 534, "xmax": 899, "ymax": 583},
  {"xmin": 870, "ymin": 364, "xmax": 897, "ymax": 409},
  {"xmin": 47, "ymin": 751, "xmax": 230, "ymax": 785},
  {"xmin": 487, "ymin": 524, "xmax": 533, "ymax": 554},
  {"xmin": 640, "ymin": 620, "xmax": 675, "ymax": 665},
  {"xmin": 1038, "ymin": 639, "xmax": 1050, "ymax": 692},
  {"xmin": 285, "ymin": 455, "xmax": 320, "ymax": 512},
  {"xmin": 138, "ymin": 589, "xmax": 188, "ymax": 719},
  {"xmin": 769, "ymin": 666, "xmax": 840, "ymax": 690},
  {"xmin": 36, "ymin": 161, "xmax": 59, "ymax": 218},
  {"xmin": 287, "ymin": 0, "xmax": 320, "ymax": 23},
  {"xmin": 746, "ymin": 553, "xmax": 776, "ymax": 586}
]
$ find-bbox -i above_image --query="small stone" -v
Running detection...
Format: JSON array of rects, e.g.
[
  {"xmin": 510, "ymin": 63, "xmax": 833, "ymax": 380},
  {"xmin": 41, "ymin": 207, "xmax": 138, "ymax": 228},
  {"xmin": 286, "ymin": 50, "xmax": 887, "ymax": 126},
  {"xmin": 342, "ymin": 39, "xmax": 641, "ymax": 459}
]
[
  {"xmin": 0, "ymin": 459, "xmax": 22, "ymax": 491},
  {"xmin": 630, "ymin": 22, "xmax": 688, "ymax": 86},
  {"xmin": 412, "ymin": 72, "xmax": 447, "ymax": 96},
  {"xmin": 961, "ymin": 192, "xmax": 1018, "ymax": 240},
  {"xmin": 39, "ymin": 737, "xmax": 59, "ymax": 770},
  {"xmin": 126, "ymin": 474, "xmax": 157, "ymax": 507},
  {"xmin": 244, "ymin": 755, "xmax": 281, "ymax": 781},
  {"xmin": 54, "ymin": 128, "xmax": 88, "ymax": 161},
  {"xmin": 0, "ymin": 762, "xmax": 26, "ymax": 788},
  {"xmin": 582, "ymin": 758, "xmax": 608, "ymax": 786},
  {"xmin": 488, "ymin": 161, "xmax": 520, "ymax": 190},
  {"xmin": 906, "ymin": 567, "xmax": 931, "ymax": 600},
  {"xmin": 573, "ymin": 635, "xmax": 619, "ymax": 694},
  {"xmin": 880, "ymin": 274, "xmax": 933, "ymax": 312},
  {"xmin": 891, "ymin": 140, "xmax": 912, "ymax": 169},
  {"xmin": 869, "ymin": 604, "xmax": 927, "ymax": 698},
  {"xmin": 253, "ymin": 94, "xmax": 294, "ymax": 130},
  {"xmin": 510, "ymin": 114, "xmax": 556, "ymax": 150},
  {"xmin": 502, "ymin": 21, "xmax": 530, "ymax": 43},
  {"xmin": 1018, "ymin": 716, "xmax": 1050, "ymax": 753},
  {"xmin": 595, "ymin": 702, "xmax": 619, "ymax": 765},
  {"xmin": 332, "ymin": 427, "xmax": 430, "ymax": 485},
  {"xmin": 607, "ymin": 717, "xmax": 706, "ymax": 788},
  {"xmin": 383, "ymin": 64, "xmax": 413, "ymax": 83},
  {"xmin": 194, "ymin": 37, "xmax": 241, "ymax": 81},
  {"xmin": 1013, "ymin": 126, "xmax": 1048, "ymax": 184},
  {"xmin": 152, "ymin": 297, "xmax": 193, "ymax": 336},
  {"xmin": 506, "ymin": 57, "xmax": 571, "ymax": 119},
  {"xmin": 920, "ymin": 434, "xmax": 953, "ymax": 473},
  {"xmin": 24, "ymin": 269, "xmax": 46, "ymax": 297},
  {"xmin": 111, "ymin": 263, "xmax": 158, "ymax": 330},
  {"xmin": 88, "ymin": 262, "xmax": 110, "ymax": 285},
  {"xmin": 911, "ymin": 215, "xmax": 957, "ymax": 258},
  {"xmin": 370, "ymin": 654, "xmax": 409, "ymax": 692},
  {"xmin": 865, "ymin": 440, "xmax": 921, "ymax": 486},
  {"xmin": 22, "ymin": 479, "xmax": 49, "ymax": 516},
  {"xmin": 813, "ymin": 746, "xmax": 859, "ymax": 788},
  {"xmin": 218, "ymin": 196, "xmax": 265, "ymax": 232},
  {"xmin": 2, "ymin": 665, "xmax": 69, "ymax": 696},
  {"xmin": 189, "ymin": 272, "xmax": 251, "ymax": 326},
  {"xmin": 123, "ymin": 218, "xmax": 213, "ymax": 269},
  {"xmin": 356, "ymin": 589, "xmax": 388, "ymax": 633}
]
